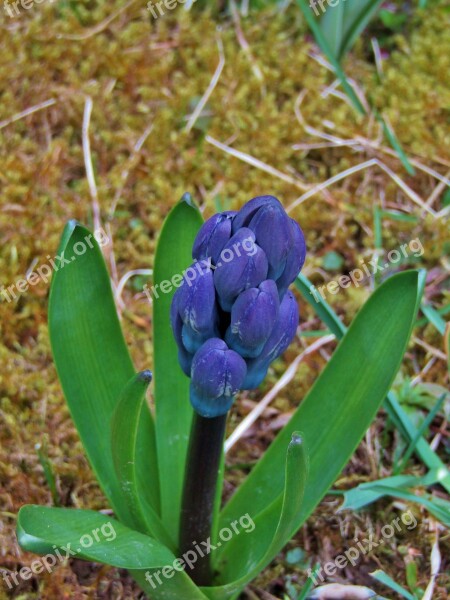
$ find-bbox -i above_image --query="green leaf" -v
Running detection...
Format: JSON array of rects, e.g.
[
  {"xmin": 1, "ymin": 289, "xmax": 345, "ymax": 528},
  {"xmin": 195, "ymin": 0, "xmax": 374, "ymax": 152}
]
[
  {"xmin": 307, "ymin": 0, "xmax": 384, "ymax": 63},
  {"xmin": 295, "ymin": 0, "xmax": 366, "ymax": 114},
  {"xmin": 296, "ymin": 274, "xmax": 346, "ymax": 337},
  {"xmin": 353, "ymin": 485, "xmax": 450, "ymax": 527},
  {"xmin": 17, "ymin": 505, "xmax": 174, "ymax": 569},
  {"xmin": 111, "ymin": 371, "xmax": 174, "ymax": 548},
  {"xmin": 338, "ymin": 0, "xmax": 385, "ymax": 60},
  {"xmin": 205, "ymin": 434, "xmax": 308, "ymax": 598},
  {"xmin": 297, "ymin": 272, "xmax": 450, "ymax": 495},
  {"xmin": 420, "ymin": 302, "xmax": 447, "ymax": 336},
  {"xmin": 370, "ymin": 569, "xmax": 416, "ymax": 600},
  {"xmin": 218, "ymin": 271, "xmax": 420, "ymax": 583},
  {"xmin": 153, "ymin": 194, "xmax": 203, "ymax": 541},
  {"xmin": 319, "ymin": 2, "xmax": 345, "ymax": 60},
  {"xmin": 49, "ymin": 221, "xmax": 159, "ymax": 524},
  {"xmin": 376, "ymin": 112, "xmax": 416, "ymax": 176},
  {"xmin": 339, "ymin": 469, "xmax": 446, "ymax": 510},
  {"xmin": 18, "ymin": 505, "xmax": 209, "ymax": 599}
]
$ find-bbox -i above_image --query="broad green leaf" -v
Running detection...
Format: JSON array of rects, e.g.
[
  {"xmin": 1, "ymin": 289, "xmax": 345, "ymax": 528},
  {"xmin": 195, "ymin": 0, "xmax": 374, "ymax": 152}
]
[
  {"xmin": 153, "ymin": 194, "xmax": 203, "ymax": 540},
  {"xmin": 49, "ymin": 222, "xmax": 158, "ymax": 524},
  {"xmin": 205, "ymin": 434, "xmax": 308, "ymax": 599},
  {"xmin": 295, "ymin": 0, "xmax": 365, "ymax": 114},
  {"xmin": 111, "ymin": 371, "xmax": 174, "ymax": 548},
  {"xmin": 17, "ymin": 505, "xmax": 174, "ymax": 568},
  {"xmin": 297, "ymin": 272, "xmax": 450, "ymax": 495},
  {"xmin": 218, "ymin": 271, "xmax": 420, "ymax": 582},
  {"xmin": 18, "ymin": 505, "xmax": 209, "ymax": 599}
]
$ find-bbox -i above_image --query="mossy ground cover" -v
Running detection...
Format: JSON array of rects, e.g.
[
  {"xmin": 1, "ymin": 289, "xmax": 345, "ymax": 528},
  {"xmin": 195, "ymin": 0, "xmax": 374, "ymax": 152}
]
[{"xmin": 0, "ymin": 1, "xmax": 449, "ymax": 598}]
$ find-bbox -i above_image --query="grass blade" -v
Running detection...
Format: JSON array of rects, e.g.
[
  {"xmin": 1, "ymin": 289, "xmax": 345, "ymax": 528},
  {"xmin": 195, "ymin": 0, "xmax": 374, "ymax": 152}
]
[
  {"xmin": 370, "ymin": 569, "xmax": 417, "ymax": 600},
  {"xmin": 295, "ymin": 0, "xmax": 366, "ymax": 114}
]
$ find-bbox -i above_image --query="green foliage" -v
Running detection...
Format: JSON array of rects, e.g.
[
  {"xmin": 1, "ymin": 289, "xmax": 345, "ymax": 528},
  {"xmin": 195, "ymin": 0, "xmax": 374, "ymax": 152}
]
[
  {"xmin": 17, "ymin": 199, "xmax": 429, "ymax": 598},
  {"xmin": 152, "ymin": 194, "xmax": 203, "ymax": 540}
]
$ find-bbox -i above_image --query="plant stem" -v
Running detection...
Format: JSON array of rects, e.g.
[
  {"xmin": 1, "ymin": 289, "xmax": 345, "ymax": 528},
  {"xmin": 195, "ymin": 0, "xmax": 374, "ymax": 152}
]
[{"xmin": 179, "ymin": 412, "xmax": 227, "ymax": 586}]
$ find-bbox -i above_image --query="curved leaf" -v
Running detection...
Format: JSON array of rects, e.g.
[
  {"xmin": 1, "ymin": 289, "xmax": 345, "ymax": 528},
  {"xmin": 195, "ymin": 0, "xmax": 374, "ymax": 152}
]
[
  {"xmin": 205, "ymin": 434, "xmax": 308, "ymax": 599},
  {"xmin": 18, "ymin": 505, "xmax": 209, "ymax": 599},
  {"xmin": 17, "ymin": 505, "xmax": 174, "ymax": 569},
  {"xmin": 49, "ymin": 222, "xmax": 159, "ymax": 525},
  {"xmin": 111, "ymin": 371, "xmax": 174, "ymax": 548},
  {"xmin": 218, "ymin": 271, "xmax": 420, "ymax": 583}
]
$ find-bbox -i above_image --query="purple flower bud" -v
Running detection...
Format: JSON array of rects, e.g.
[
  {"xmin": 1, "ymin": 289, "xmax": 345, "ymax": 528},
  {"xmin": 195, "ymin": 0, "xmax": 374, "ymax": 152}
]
[
  {"xmin": 178, "ymin": 346, "xmax": 194, "ymax": 377},
  {"xmin": 175, "ymin": 262, "xmax": 218, "ymax": 337},
  {"xmin": 214, "ymin": 228, "xmax": 268, "ymax": 311},
  {"xmin": 247, "ymin": 201, "xmax": 294, "ymax": 280},
  {"xmin": 242, "ymin": 291, "xmax": 299, "ymax": 389},
  {"xmin": 232, "ymin": 195, "xmax": 281, "ymax": 232},
  {"xmin": 276, "ymin": 219, "xmax": 306, "ymax": 298},
  {"xmin": 170, "ymin": 294, "xmax": 184, "ymax": 348},
  {"xmin": 192, "ymin": 211, "xmax": 236, "ymax": 265},
  {"xmin": 190, "ymin": 339, "xmax": 247, "ymax": 417},
  {"xmin": 225, "ymin": 280, "xmax": 279, "ymax": 358}
]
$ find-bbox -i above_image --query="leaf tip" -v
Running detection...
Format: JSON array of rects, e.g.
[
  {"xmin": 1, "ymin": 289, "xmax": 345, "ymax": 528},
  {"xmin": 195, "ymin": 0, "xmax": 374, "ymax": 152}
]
[
  {"xmin": 138, "ymin": 369, "xmax": 153, "ymax": 384},
  {"xmin": 291, "ymin": 431, "xmax": 303, "ymax": 445},
  {"xmin": 180, "ymin": 192, "xmax": 194, "ymax": 207}
]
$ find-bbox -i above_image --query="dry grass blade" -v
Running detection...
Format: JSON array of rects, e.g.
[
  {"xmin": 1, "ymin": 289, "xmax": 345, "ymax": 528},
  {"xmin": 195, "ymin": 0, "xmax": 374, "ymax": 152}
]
[
  {"xmin": 185, "ymin": 37, "xmax": 225, "ymax": 134},
  {"xmin": 56, "ymin": 0, "xmax": 137, "ymax": 41},
  {"xmin": 206, "ymin": 135, "xmax": 310, "ymax": 191},
  {"xmin": 0, "ymin": 99, "xmax": 56, "ymax": 130},
  {"xmin": 82, "ymin": 97, "xmax": 102, "ymax": 235}
]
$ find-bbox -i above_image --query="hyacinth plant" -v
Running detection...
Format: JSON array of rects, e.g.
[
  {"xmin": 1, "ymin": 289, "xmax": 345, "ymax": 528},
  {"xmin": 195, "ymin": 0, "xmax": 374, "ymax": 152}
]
[{"xmin": 17, "ymin": 194, "xmax": 422, "ymax": 599}]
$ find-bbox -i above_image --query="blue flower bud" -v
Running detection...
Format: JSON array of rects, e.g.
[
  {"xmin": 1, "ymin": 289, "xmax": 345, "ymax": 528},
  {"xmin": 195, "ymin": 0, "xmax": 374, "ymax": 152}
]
[
  {"xmin": 247, "ymin": 200, "xmax": 294, "ymax": 280},
  {"xmin": 190, "ymin": 339, "xmax": 247, "ymax": 417},
  {"xmin": 276, "ymin": 219, "xmax": 306, "ymax": 299},
  {"xmin": 214, "ymin": 228, "xmax": 268, "ymax": 311},
  {"xmin": 192, "ymin": 212, "xmax": 236, "ymax": 265},
  {"xmin": 232, "ymin": 195, "xmax": 281, "ymax": 232},
  {"xmin": 225, "ymin": 280, "xmax": 279, "ymax": 358},
  {"xmin": 178, "ymin": 346, "xmax": 194, "ymax": 378},
  {"xmin": 175, "ymin": 262, "xmax": 218, "ymax": 338},
  {"xmin": 242, "ymin": 290, "xmax": 299, "ymax": 389}
]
